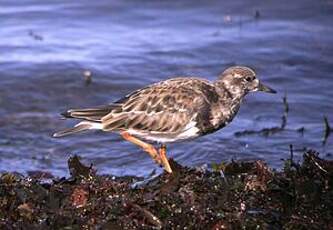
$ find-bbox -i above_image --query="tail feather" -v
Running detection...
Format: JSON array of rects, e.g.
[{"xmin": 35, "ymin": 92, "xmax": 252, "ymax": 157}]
[
  {"xmin": 53, "ymin": 121, "xmax": 102, "ymax": 137},
  {"xmin": 61, "ymin": 105, "xmax": 117, "ymax": 121}
]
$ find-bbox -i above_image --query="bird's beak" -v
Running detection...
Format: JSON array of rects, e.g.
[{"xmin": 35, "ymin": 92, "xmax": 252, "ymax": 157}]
[{"xmin": 258, "ymin": 81, "xmax": 277, "ymax": 94}]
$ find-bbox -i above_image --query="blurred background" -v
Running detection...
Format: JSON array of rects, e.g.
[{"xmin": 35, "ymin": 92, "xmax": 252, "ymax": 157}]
[{"xmin": 0, "ymin": 0, "xmax": 332, "ymax": 177}]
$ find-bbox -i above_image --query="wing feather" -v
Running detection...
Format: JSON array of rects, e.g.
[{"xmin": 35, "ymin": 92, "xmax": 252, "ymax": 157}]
[
  {"xmin": 101, "ymin": 78, "xmax": 218, "ymax": 133},
  {"xmin": 62, "ymin": 105, "xmax": 118, "ymax": 121}
]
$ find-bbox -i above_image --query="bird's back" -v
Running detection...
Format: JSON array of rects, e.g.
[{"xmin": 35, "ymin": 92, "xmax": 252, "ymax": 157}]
[{"xmin": 101, "ymin": 77, "xmax": 219, "ymax": 134}]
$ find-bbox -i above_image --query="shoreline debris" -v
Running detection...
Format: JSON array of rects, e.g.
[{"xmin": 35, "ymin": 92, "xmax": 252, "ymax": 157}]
[
  {"xmin": 0, "ymin": 151, "xmax": 332, "ymax": 229},
  {"xmin": 83, "ymin": 70, "xmax": 92, "ymax": 86},
  {"xmin": 28, "ymin": 30, "xmax": 43, "ymax": 41}
]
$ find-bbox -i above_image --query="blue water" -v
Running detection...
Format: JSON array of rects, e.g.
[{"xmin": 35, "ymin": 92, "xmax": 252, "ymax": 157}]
[{"xmin": 0, "ymin": 0, "xmax": 332, "ymax": 177}]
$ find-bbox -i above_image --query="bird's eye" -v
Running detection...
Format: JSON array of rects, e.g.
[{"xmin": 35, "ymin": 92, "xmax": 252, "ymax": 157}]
[{"xmin": 245, "ymin": 76, "xmax": 253, "ymax": 82}]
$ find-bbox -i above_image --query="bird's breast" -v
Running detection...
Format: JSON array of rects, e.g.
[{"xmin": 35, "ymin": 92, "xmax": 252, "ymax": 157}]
[{"xmin": 201, "ymin": 101, "xmax": 241, "ymax": 134}]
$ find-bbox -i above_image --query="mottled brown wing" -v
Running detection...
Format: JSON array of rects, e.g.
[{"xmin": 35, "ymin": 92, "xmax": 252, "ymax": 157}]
[{"xmin": 101, "ymin": 78, "xmax": 217, "ymax": 134}]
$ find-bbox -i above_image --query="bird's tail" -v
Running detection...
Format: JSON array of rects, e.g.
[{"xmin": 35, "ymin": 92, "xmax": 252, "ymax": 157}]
[
  {"xmin": 53, "ymin": 121, "xmax": 103, "ymax": 137},
  {"xmin": 61, "ymin": 105, "xmax": 116, "ymax": 121}
]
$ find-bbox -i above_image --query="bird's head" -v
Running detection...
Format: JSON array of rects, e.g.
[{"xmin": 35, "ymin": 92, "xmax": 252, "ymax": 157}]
[{"xmin": 216, "ymin": 66, "xmax": 276, "ymax": 97}]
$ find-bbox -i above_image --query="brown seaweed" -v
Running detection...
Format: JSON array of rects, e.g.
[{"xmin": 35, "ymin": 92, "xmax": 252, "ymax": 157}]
[{"xmin": 0, "ymin": 151, "xmax": 332, "ymax": 229}]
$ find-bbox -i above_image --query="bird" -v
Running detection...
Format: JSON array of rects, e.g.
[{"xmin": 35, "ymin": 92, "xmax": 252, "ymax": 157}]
[{"xmin": 53, "ymin": 66, "xmax": 276, "ymax": 173}]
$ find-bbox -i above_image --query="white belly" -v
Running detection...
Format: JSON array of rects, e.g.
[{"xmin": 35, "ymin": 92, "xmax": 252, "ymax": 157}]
[{"xmin": 126, "ymin": 121, "xmax": 200, "ymax": 143}]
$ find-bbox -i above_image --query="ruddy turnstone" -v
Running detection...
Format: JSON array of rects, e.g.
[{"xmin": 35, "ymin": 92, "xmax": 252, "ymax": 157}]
[{"xmin": 53, "ymin": 66, "xmax": 276, "ymax": 173}]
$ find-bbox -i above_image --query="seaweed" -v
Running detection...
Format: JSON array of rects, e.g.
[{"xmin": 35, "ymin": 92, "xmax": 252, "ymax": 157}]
[
  {"xmin": 0, "ymin": 151, "xmax": 332, "ymax": 229},
  {"xmin": 323, "ymin": 116, "xmax": 332, "ymax": 145},
  {"xmin": 234, "ymin": 95, "xmax": 312, "ymax": 140},
  {"xmin": 235, "ymin": 95, "xmax": 289, "ymax": 137}
]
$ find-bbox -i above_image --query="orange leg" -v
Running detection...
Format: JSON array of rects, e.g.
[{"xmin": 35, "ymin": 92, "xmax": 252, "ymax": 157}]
[
  {"xmin": 159, "ymin": 144, "xmax": 172, "ymax": 173},
  {"xmin": 121, "ymin": 132, "xmax": 162, "ymax": 166}
]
